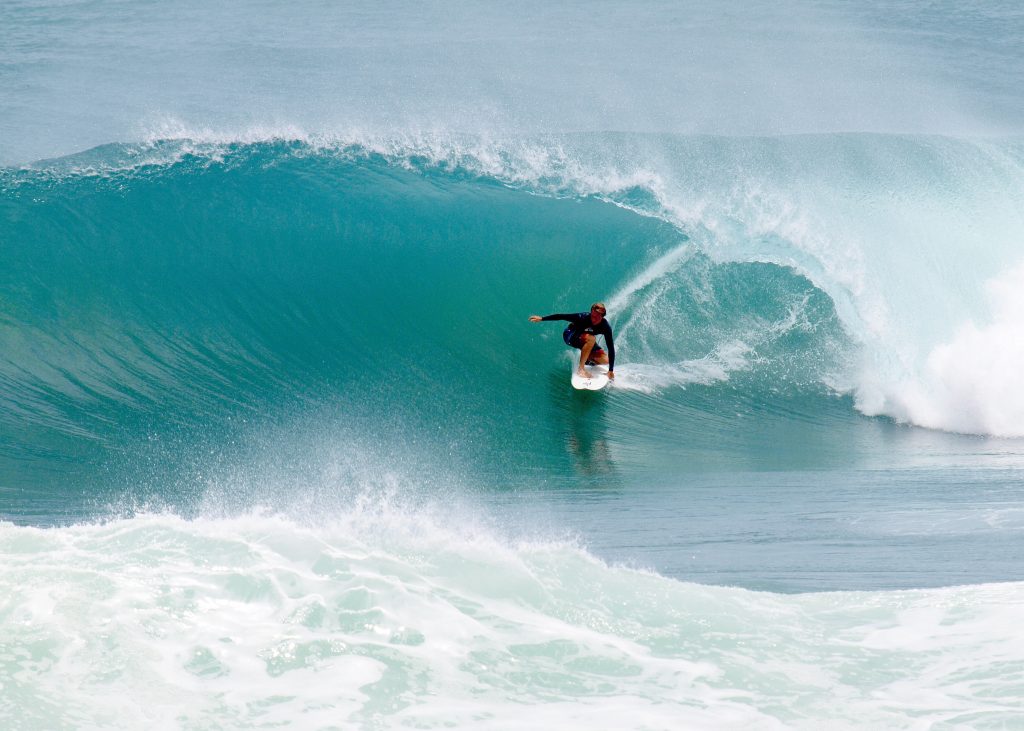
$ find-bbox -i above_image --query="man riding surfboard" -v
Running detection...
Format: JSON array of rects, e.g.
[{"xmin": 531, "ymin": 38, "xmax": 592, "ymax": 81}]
[{"xmin": 529, "ymin": 302, "xmax": 615, "ymax": 380}]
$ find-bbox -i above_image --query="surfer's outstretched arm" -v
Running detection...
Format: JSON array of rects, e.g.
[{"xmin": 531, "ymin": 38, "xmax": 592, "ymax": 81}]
[{"xmin": 530, "ymin": 313, "xmax": 575, "ymax": 323}]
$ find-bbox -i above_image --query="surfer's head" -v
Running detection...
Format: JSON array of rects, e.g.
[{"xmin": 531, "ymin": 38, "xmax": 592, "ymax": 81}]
[{"xmin": 590, "ymin": 302, "xmax": 607, "ymax": 322}]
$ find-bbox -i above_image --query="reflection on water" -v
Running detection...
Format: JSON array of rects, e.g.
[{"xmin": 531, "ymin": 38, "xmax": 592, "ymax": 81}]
[{"xmin": 545, "ymin": 371, "xmax": 618, "ymax": 481}]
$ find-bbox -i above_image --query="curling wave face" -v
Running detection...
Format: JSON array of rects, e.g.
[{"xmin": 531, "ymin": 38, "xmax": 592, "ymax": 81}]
[
  {"xmin": 1, "ymin": 136, "xmax": 855, "ymax": 513},
  {"xmin": 4, "ymin": 133, "xmax": 1024, "ymax": 490}
]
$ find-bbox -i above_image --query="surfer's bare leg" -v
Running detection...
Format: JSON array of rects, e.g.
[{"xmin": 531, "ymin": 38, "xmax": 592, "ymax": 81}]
[{"xmin": 578, "ymin": 334, "xmax": 597, "ymax": 376}]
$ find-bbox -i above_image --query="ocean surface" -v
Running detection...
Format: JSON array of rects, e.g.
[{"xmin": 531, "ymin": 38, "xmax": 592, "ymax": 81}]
[{"xmin": 3, "ymin": 1, "xmax": 1024, "ymax": 728}]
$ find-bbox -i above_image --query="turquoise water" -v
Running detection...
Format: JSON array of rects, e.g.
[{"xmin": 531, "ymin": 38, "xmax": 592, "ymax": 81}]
[{"xmin": 4, "ymin": 2, "xmax": 1024, "ymax": 728}]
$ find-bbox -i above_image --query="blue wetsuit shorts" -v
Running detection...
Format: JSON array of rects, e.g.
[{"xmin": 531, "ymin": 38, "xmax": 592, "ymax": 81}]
[{"xmin": 563, "ymin": 327, "xmax": 606, "ymax": 357}]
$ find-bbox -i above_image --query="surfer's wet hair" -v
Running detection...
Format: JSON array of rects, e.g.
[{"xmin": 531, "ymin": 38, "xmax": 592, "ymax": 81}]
[{"xmin": 591, "ymin": 302, "xmax": 607, "ymax": 315}]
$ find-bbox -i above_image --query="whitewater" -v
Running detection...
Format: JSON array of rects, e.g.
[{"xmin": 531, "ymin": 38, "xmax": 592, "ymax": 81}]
[{"xmin": 3, "ymin": 1, "xmax": 1024, "ymax": 729}]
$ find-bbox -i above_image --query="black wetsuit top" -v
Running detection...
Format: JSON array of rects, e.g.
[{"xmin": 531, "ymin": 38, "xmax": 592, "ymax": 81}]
[{"xmin": 541, "ymin": 312, "xmax": 615, "ymax": 371}]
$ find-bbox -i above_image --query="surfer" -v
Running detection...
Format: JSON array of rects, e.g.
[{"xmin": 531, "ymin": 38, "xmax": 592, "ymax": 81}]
[{"xmin": 529, "ymin": 303, "xmax": 615, "ymax": 380}]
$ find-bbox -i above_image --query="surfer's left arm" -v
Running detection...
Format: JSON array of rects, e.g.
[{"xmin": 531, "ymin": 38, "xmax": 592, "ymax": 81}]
[{"xmin": 604, "ymin": 322, "xmax": 616, "ymax": 379}]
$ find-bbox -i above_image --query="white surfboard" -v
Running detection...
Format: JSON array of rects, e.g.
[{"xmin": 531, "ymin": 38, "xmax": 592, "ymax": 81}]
[{"xmin": 571, "ymin": 363, "xmax": 610, "ymax": 391}]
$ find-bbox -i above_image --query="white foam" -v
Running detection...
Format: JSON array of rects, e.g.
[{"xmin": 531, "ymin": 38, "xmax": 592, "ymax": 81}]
[
  {"xmin": 598, "ymin": 136, "xmax": 1024, "ymax": 437},
  {"xmin": 612, "ymin": 341, "xmax": 754, "ymax": 394},
  {"xmin": 860, "ymin": 259, "xmax": 1024, "ymax": 436},
  {"xmin": 3, "ymin": 514, "xmax": 1024, "ymax": 729}
]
